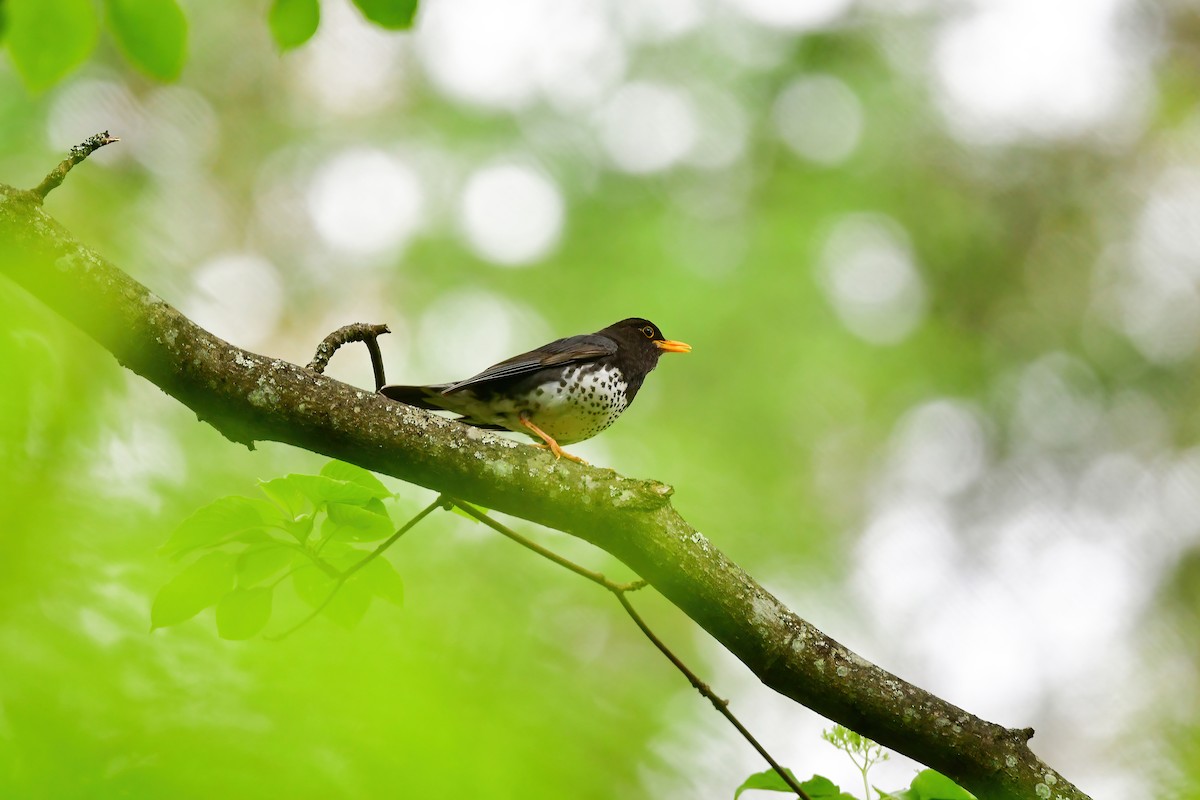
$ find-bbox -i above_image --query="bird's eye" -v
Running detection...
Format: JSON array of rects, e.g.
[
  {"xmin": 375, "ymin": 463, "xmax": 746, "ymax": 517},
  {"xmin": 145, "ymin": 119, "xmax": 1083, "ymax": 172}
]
[{"xmin": 642, "ymin": 326, "xmax": 655, "ymax": 338}]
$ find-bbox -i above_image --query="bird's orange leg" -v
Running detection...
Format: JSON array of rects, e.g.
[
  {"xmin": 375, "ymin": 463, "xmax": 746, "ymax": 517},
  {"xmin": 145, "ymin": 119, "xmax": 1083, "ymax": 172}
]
[{"xmin": 519, "ymin": 415, "xmax": 587, "ymax": 465}]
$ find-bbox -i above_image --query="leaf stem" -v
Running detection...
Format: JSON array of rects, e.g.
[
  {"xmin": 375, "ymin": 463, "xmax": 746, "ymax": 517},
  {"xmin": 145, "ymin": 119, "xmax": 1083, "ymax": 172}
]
[
  {"xmin": 446, "ymin": 500, "xmax": 811, "ymax": 800},
  {"xmin": 266, "ymin": 495, "xmax": 443, "ymax": 640}
]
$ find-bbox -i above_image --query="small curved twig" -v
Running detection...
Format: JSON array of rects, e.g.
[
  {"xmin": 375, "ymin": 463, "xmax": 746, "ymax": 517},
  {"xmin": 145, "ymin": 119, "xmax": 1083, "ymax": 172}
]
[
  {"xmin": 31, "ymin": 132, "xmax": 120, "ymax": 202},
  {"xmin": 307, "ymin": 322, "xmax": 391, "ymax": 390}
]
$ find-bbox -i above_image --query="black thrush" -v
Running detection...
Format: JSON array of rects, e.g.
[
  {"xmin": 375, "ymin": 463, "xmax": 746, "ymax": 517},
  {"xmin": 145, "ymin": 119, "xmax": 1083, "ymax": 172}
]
[{"xmin": 379, "ymin": 318, "xmax": 690, "ymax": 463}]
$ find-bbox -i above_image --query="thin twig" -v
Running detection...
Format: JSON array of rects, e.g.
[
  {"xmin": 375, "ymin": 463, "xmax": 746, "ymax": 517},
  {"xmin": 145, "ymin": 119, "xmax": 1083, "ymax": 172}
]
[
  {"xmin": 342, "ymin": 495, "xmax": 446, "ymax": 581},
  {"xmin": 30, "ymin": 132, "xmax": 120, "ymax": 202},
  {"xmin": 307, "ymin": 322, "xmax": 391, "ymax": 389},
  {"xmin": 365, "ymin": 335, "xmax": 387, "ymax": 392},
  {"xmin": 613, "ymin": 590, "xmax": 809, "ymax": 799},
  {"xmin": 451, "ymin": 501, "xmax": 646, "ymax": 592},
  {"xmin": 266, "ymin": 496, "xmax": 444, "ymax": 640},
  {"xmin": 447, "ymin": 500, "xmax": 810, "ymax": 800}
]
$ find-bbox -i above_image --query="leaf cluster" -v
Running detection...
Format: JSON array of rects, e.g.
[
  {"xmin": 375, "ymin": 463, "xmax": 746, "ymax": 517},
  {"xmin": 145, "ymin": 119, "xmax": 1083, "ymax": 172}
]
[
  {"xmin": 0, "ymin": 0, "xmax": 418, "ymax": 90},
  {"xmin": 736, "ymin": 726, "xmax": 974, "ymax": 800},
  {"xmin": 151, "ymin": 460, "xmax": 405, "ymax": 640},
  {"xmin": 736, "ymin": 767, "xmax": 972, "ymax": 800}
]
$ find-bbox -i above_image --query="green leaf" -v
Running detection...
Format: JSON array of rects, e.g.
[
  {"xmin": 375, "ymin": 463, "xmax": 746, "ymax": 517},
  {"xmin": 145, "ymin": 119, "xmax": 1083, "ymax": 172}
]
[
  {"xmin": 104, "ymin": 0, "xmax": 187, "ymax": 80},
  {"xmin": 292, "ymin": 562, "xmax": 333, "ymax": 608},
  {"xmin": 4, "ymin": 0, "xmax": 99, "ymax": 91},
  {"xmin": 358, "ymin": 557, "xmax": 404, "ymax": 606},
  {"xmin": 281, "ymin": 513, "xmax": 315, "ymax": 543},
  {"xmin": 215, "ymin": 587, "xmax": 273, "ymax": 640},
  {"xmin": 292, "ymin": 564, "xmax": 373, "ymax": 629},
  {"xmin": 268, "ymin": 0, "xmax": 319, "ymax": 50},
  {"xmin": 319, "ymin": 461, "xmax": 393, "ymax": 499},
  {"xmin": 350, "ymin": 0, "xmax": 417, "ymax": 30},
  {"xmin": 237, "ymin": 546, "xmax": 298, "ymax": 588},
  {"xmin": 161, "ymin": 495, "xmax": 281, "ymax": 558},
  {"xmin": 909, "ymin": 770, "xmax": 975, "ymax": 800},
  {"xmin": 324, "ymin": 501, "xmax": 394, "ymax": 542},
  {"xmin": 734, "ymin": 769, "xmax": 800, "ymax": 799},
  {"xmin": 735, "ymin": 772, "xmax": 852, "ymax": 800},
  {"xmin": 269, "ymin": 473, "xmax": 381, "ymax": 511},
  {"xmin": 151, "ymin": 552, "xmax": 236, "ymax": 629},
  {"xmin": 259, "ymin": 476, "xmax": 311, "ymax": 517}
]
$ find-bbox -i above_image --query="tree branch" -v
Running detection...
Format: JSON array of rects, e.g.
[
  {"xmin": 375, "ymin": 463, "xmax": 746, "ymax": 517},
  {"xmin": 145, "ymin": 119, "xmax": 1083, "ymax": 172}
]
[{"xmin": 0, "ymin": 166, "xmax": 1091, "ymax": 799}]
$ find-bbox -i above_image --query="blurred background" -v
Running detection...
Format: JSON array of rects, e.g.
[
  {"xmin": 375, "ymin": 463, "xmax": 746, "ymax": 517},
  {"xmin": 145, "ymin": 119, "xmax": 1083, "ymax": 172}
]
[{"xmin": 3, "ymin": 0, "xmax": 1200, "ymax": 796}]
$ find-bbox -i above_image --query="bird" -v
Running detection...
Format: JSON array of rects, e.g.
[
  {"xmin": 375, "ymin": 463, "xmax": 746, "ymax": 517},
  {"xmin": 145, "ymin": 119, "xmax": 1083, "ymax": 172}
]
[{"xmin": 379, "ymin": 318, "xmax": 690, "ymax": 463}]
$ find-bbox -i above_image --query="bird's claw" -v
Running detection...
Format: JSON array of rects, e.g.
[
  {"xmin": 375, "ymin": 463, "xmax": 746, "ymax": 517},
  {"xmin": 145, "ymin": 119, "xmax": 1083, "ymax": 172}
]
[{"xmin": 532, "ymin": 442, "xmax": 588, "ymax": 465}]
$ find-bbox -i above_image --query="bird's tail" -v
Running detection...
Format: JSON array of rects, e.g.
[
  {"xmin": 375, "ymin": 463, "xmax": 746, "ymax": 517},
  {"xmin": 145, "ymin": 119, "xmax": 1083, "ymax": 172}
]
[{"xmin": 378, "ymin": 384, "xmax": 451, "ymax": 410}]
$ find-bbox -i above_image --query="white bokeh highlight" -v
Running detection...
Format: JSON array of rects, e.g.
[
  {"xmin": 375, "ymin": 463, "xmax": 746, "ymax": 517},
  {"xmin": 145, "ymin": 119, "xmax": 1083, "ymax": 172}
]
[
  {"xmin": 933, "ymin": 0, "xmax": 1152, "ymax": 143},
  {"xmin": 817, "ymin": 213, "xmax": 927, "ymax": 345},
  {"xmin": 459, "ymin": 162, "xmax": 565, "ymax": 266},
  {"xmin": 184, "ymin": 253, "xmax": 284, "ymax": 348},
  {"xmin": 597, "ymin": 81, "xmax": 698, "ymax": 174},
  {"xmin": 886, "ymin": 400, "xmax": 989, "ymax": 498},
  {"xmin": 416, "ymin": 289, "xmax": 551, "ymax": 380},
  {"xmin": 417, "ymin": 0, "xmax": 625, "ymax": 111},
  {"xmin": 307, "ymin": 149, "xmax": 424, "ymax": 256},
  {"xmin": 773, "ymin": 74, "xmax": 864, "ymax": 166},
  {"xmin": 1114, "ymin": 167, "xmax": 1200, "ymax": 363},
  {"xmin": 295, "ymin": 0, "xmax": 409, "ymax": 116},
  {"xmin": 723, "ymin": 0, "xmax": 854, "ymax": 32}
]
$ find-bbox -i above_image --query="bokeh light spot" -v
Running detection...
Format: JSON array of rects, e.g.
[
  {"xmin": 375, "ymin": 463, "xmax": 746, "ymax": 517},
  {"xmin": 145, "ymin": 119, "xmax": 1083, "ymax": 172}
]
[
  {"xmin": 772, "ymin": 74, "xmax": 863, "ymax": 166},
  {"xmin": 459, "ymin": 162, "xmax": 565, "ymax": 267},
  {"xmin": 724, "ymin": 0, "xmax": 853, "ymax": 31},
  {"xmin": 597, "ymin": 81, "xmax": 698, "ymax": 174},
  {"xmin": 933, "ymin": 0, "xmax": 1151, "ymax": 142},
  {"xmin": 817, "ymin": 214, "xmax": 926, "ymax": 345},
  {"xmin": 416, "ymin": 290, "xmax": 550, "ymax": 380},
  {"xmin": 184, "ymin": 253, "xmax": 284, "ymax": 348},
  {"xmin": 417, "ymin": 0, "xmax": 624, "ymax": 111},
  {"xmin": 307, "ymin": 149, "xmax": 424, "ymax": 256}
]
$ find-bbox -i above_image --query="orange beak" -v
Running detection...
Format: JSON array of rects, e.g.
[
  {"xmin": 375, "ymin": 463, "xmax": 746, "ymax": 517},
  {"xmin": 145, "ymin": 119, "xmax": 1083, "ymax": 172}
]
[{"xmin": 655, "ymin": 339, "xmax": 692, "ymax": 354}]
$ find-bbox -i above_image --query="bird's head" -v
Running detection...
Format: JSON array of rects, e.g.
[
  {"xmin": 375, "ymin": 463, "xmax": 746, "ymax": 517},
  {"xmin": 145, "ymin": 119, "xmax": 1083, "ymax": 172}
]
[{"xmin": 604, "ymin": 318, "xmax": 691, "ymax": 363}]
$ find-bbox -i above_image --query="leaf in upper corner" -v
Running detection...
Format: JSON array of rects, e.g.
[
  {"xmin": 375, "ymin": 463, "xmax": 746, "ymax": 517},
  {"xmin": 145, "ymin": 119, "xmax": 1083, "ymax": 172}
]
[
  {"xmin": 161, "ymin": 495, "xmax": 283, "ymax": 558},
  {"xmin": 151, "ymin": 552, "xmax": 236, "ymax": 629},
  {"xmin": 215, "ymin": 587, "xmax": 274, "ymax": 640},
  {"xmin": 105, "ymin": 0, "xmax": 187, "ymax": 80},
  {"xmin": 268, "ymin": 0, "xmax": 319, "ymax": 51},
  {"xmin": 319, "ymin": 461, "xmax": 393, "ymax": 499},
  {"xmin": 908, "ymin": 770, "xmax": 975, "ymax": 800},
  {"xmin": 5, "ymin": 0, "xmax": 99, "ymax": 91},
  {"xmin": 350, "ymin": 0, "xmax": 417, "ymax": 30}
]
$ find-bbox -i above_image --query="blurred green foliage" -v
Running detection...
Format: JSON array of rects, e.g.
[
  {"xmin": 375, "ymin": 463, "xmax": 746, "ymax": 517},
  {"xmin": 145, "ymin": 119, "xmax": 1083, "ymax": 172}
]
[{"xmin": 5, "ymin": 1, "xmax": 1200, "ymax": 798}]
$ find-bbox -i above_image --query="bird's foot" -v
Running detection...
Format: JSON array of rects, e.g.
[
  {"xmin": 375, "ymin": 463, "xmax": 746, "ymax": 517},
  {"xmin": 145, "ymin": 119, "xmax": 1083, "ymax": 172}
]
[
  {"xmin": 532, "ymin": 442, "xmax": 588, "ymax": 465},
  {"xmin": 520, "ymin": 415, "xmax": 588, "ymax": 465}
]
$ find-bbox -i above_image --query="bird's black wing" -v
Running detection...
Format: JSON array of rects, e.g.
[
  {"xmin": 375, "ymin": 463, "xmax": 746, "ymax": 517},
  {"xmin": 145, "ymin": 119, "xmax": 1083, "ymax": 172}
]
[{"xmin": 443, "ymin": 334, "xmax": 617, "ymax": 394}]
